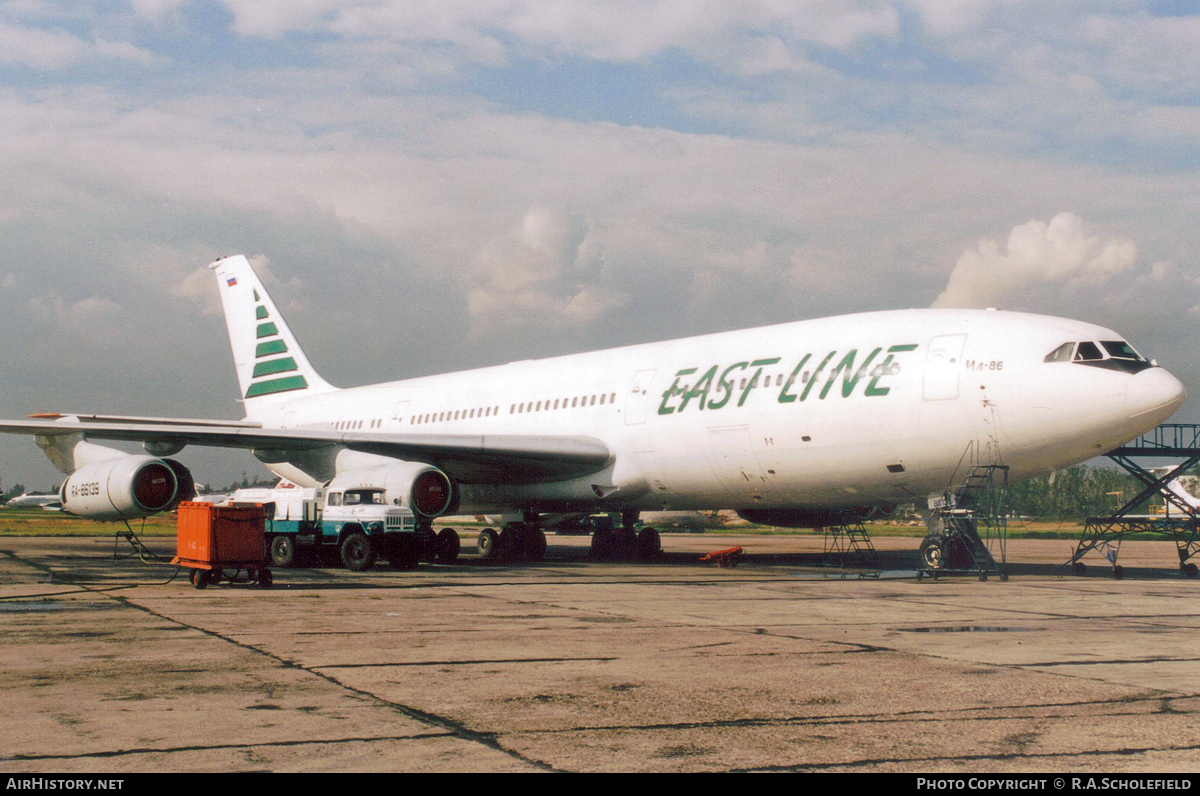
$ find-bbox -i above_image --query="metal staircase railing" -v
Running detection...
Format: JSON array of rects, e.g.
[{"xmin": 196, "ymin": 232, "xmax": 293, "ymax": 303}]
[{"xmin": 920, "ymin": 459, "xmax": 1009, "ymax": 581}]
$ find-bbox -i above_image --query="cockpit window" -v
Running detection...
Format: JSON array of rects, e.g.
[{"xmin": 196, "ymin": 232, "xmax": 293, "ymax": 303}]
[
  {"xmin": 1101, "ymin": 341, "xmax": 1142, "ymax": 360},
  {"xmin": 1074, "ymin": 341, "xmax": 1104, "ymax": 361},
  {"xmin": 1060, "ymin": 339, "xmax": 1155, "ymax": 374},
  {"xmin": 1044, "ymin": 342, "xmax": 1074, "ymax": 363}
]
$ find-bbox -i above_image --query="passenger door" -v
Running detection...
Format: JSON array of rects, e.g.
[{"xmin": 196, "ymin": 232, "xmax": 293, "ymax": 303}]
[{"xmin": 923, "ymin": 334, "xmax": 966, "ymax": 401}]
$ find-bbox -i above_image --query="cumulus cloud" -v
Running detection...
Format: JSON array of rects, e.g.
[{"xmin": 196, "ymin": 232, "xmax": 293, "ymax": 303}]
[
  {"xmin": 129, "ymin": 0, "xmax": 190, "ymax": 21},
  {"xmin": 466, "ymin": 206, "xmax": 626, "ymax": 333},
  {"xmin": 25, "ymin": 294, "xmax": 128, "ymax": 345},
  {"xmin": 216, "ymin": 0, "xmax": 899, "ymax": 63},
  {"xmin": 906, "ymin": 0, "xmax": 994, "ymax": 36},
  {"xmin": 0, "ymin": 23, "xmax": 159, "ymax": 70},
  {"xmin": 172, "ymin": 267, "xmax": 222, "ymax": 316},
  {"xmin": 932, "ymin": 213, "xmax": 1139, "ymax": 309},
  {"xmin": 0, "ymin": 23, "xmax": 86, "ymax": 69}
]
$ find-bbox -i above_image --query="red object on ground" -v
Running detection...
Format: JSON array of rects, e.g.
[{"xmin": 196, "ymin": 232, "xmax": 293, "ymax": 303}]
[{"xmin": 701, "ymin": 546, "xmax": 745, "ymax": 568}]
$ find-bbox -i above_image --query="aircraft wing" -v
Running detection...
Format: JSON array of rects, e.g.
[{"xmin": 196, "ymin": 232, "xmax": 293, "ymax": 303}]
[{"xmin": 0, "ymin": 418, "xmax": 611, "ymax": 484}]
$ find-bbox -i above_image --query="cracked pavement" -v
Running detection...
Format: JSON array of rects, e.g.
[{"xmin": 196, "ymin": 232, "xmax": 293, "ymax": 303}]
[{"xmin": 2, "ymin": 534, "xmax": 1199, "ymax": 772}]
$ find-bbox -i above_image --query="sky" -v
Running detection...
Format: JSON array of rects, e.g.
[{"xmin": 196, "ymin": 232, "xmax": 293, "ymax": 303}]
[{"xmin": 1, "ymin": 0, "xmax": 1199, "ymax": 491}]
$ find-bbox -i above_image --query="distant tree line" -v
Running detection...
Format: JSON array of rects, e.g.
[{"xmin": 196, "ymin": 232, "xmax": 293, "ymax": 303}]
[
  {"xmin": 210, "ymin": 472, "xmax": 279, "ymax": 494},
  {"xmin": 1004, "ymin": 465, "xmax": 1155, "ymax": 520}
]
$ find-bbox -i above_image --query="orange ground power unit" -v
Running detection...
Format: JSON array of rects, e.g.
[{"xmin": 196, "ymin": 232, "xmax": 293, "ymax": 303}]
[{"xmin": 174, "ymin": 502, "xmax": 271, "ymax": 588}]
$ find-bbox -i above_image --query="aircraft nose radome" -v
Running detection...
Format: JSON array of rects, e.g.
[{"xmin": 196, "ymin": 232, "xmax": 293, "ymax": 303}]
[{"xmin": 1125, "ymin": 367, "xmax": 1187, "ymax": 426}]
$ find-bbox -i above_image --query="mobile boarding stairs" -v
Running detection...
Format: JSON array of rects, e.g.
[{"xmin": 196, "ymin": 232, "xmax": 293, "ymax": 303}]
[{"xmin": 1063, "ymin": 423, "xmax": 1200, "ymax": 579}]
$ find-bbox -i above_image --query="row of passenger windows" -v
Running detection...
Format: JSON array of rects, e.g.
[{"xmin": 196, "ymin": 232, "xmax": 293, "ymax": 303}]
[
  {"xmin": 413, "ymin": 406, "xmax": 501, "ymax": 425},
  {"xmin": 409, "ymin": 392, "xmax": 620, "ymax": 426},
  {"xmin": 511, "ymin": 392, "xmax": 618, "ymax": 414},
  {"xmin": 333, "ymin": 419, "xmax": 385, "ymax": 431},
  {"xmin": 332, "ymin": 374, "xmax": 829, "ymax": 432}
]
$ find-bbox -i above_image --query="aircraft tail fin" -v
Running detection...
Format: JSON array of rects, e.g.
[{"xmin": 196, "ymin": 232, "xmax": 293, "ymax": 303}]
[
  {"xmin": 1166, "ymin": 478, "xmax": 1200, "ymax": 510},
  {"xmin": 209, "ymin": 255, "xmax": 336, "ymax": 417}
]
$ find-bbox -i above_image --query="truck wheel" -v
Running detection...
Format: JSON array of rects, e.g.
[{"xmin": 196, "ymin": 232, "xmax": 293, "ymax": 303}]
[
  {"xmin": 270, "ymin": 535, "xmax": 297, "ymax": 568},
  {"xmin": 436, "ymin": 528, "xmax": 461, "ymax": 563},
  {"xmin": 478, "ymin": 528, "xmax": 499, "ymax": 559},
  {"xmin": 341, "ymin": 531, "xmax": 376, "ymax": 571}
]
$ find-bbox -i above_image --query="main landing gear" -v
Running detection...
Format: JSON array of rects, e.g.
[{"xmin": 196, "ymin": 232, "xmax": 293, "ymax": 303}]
[
  {"xmin": 408, "ymin": 525, "xmax": 460, "ymax": 567},
  {"xmin": 590, "ymin": 510, "xmax": 662, "ymax": 562},
  {"xmin": 477, "ymin": 522, "xmax": 548, "ymax": 562},
  {"xmin": 470, "ymin": 510, "xmax": 664, "ymax": 564}
]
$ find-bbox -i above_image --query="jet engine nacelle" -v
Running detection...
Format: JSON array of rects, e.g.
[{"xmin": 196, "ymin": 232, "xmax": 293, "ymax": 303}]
[
  {"xmin": 332, "ymin": 460, "xmax": 456, "ymax": 519},
  {"xmin": 60, "ymin": 455, "xmax": 193, "ymax": 521}
]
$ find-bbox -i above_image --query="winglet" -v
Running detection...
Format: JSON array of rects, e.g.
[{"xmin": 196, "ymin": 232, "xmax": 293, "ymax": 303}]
[{"xmin": 209, "ymin": 255, "xmax": 336, "ymax": 417}]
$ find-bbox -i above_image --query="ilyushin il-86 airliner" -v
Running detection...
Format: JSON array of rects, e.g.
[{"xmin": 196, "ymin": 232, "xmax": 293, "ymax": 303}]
[{"xmin": 0, "ymin": 254, "xmax": 1186, "ymax": 568}]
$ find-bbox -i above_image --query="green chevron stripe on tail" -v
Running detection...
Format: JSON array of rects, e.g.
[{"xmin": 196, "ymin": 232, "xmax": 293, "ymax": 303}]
[
  {"xmin": 210, "ymin": 254, "xmax": 337, "ymax": 417},
  {"xmin": 253, "ymin": 357, "xmax": 299, "ymax": 378},
  {"xmin": 245, "ymin": 375, "xmax": 309, "ymax": 398},
  {"xmin": 256, "ymin": 339, "xmax": 288, "ymax": 357}
]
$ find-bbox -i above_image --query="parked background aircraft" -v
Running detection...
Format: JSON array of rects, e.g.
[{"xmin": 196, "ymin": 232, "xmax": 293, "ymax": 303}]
[
  {"xmin": 0, "ymin": 255, "xmax": 1185, "ymax": 565},
  {"xmin": 1145, "ymin": 467, "xmax": 1200, "ymax": 518},
  {"xmin": 3, "ymin": 492, "xmax": 62, "ymax": 510}
]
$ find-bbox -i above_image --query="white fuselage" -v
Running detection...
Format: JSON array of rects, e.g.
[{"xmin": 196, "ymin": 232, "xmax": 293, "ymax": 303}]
[{"xmin": 249, "ymin": 309, "xmax": 1185, "ymax": 516}]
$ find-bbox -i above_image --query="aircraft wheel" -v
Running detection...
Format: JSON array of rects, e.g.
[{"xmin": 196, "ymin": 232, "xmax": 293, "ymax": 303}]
[
  {"xmin": 387, "ymin": 535, "xmax": 421, "ymax": 570},
  {"xmin": 498, "ymin": 525, "xmax": 523, "ymax": 560},
  {"xmin": 522, "ymin": 527, "xmax": 547, "ymax": 561},
  {"xmin": 270, "ymin": 535, "xmax": 297, "ymax": 568},
  {"xmin": 636, "ymin": 528, "xmax": 661, "ymax": 560},
  {"xmin": 1112, "ymin": 565, "xmax": 1124, "ymax": 580},
  {"xmin": 478, "ymin": 528, "xmax": 500, "ymax": 559},
  {"xmin": 918, "ymin": 537, "xmax": 944, "ymax": 570},
  {"xmin": 418, "ymin": 529, "xmax": 437, "ymax": 563},
  {"xmin": 1073, "ymin": 561, "xmax": 1087, "ymax": 576},
  {"xmin": 1183, "ymin": 562, "xmax": 1198, "ymax": 578},
  {"xmin": 436, "ymin": 528, "xmax": 461, "ymax": 563},
  {"xmin": 613, "ymin": 530, "xmax": 638, "ymax": 560},
  {"xmin": 590, "ymin": 529, "xmax": 614, "ymax": 560},
  {"xmin": 341, "ymin": 531, "xmax": 376, "ymax": 571}
]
